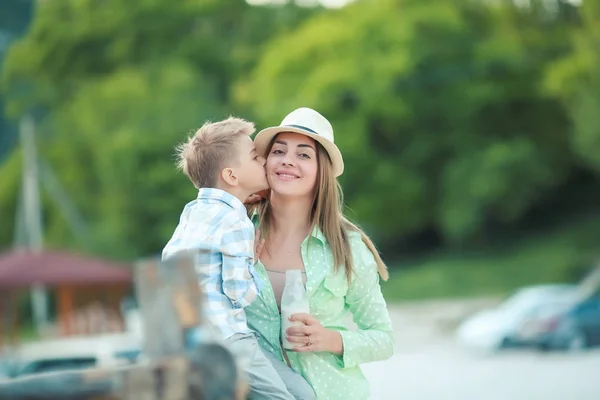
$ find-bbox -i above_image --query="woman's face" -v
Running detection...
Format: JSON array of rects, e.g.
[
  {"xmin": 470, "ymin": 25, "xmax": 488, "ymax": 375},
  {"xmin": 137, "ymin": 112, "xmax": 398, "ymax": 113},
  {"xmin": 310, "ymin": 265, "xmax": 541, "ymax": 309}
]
[{"xmin": 266, "ymin": 132, "xmax": 319, "ymax": 198}]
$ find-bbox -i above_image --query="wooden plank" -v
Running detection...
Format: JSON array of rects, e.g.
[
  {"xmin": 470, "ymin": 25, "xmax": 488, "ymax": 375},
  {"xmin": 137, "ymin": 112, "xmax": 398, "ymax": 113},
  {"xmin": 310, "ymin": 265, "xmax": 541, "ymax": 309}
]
[
  {"xmin": 169, "ymin": 255, "xmax": 203, "ymax": 330},
  {"xmin": 134, "ymin": 259, "xmax": 182, "ymax": 359},
  {"xmin": 115, "ymin": 365, "xmax": 156, "ymax": 400},
  {"xmin": 58, "ymin": 285, "xmax": 73, "ymax": 336},
  {"xmin": 0, "ymin": 367, "xmax": 115, "ymax": 400},
  {"xmin": 0, "ymin": 357, "xmax": 188, "ymax": 400},
  {"xmin": 1, "ymin": 290, "xmax": 19, "ymax": 350},
  {"xmin": 134, "ymin": 253, "xmax": 202, "ymax": 359},
  {"xmin": 10, "ymin": 292, "xmax": 18, "ymax": 346},
  {"xmin": 0, "ymin": 291, "xmax": 4, "ymax": 350},
  {"xmin": 0, "ymin": 343, "xmax": 240, "ymax": 400}
]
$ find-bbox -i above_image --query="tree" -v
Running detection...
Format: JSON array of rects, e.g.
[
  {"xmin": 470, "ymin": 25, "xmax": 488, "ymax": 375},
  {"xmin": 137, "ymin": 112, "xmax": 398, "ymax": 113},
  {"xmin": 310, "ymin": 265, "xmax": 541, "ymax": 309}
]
[
  {"xmin": 0, "ymin": 0, "xmax": 319, "ymax": 257},
  {"xmin": 2, "ymin": 0, "xmax": 319, "ymax": 117},
  {"xmin": 237, "ymin": 0, "xmax": 578, "ymax": 249},
  {"xmin": 0, "ymin": 0, "xmax": 33, "ymax": 164},
  {"xmin": 545, "ymin": 0, "xmax": 600, "ymax": 172},
  {"xmin": 38, "ymin": 62, "xmax": 223, "ymax": 257}
]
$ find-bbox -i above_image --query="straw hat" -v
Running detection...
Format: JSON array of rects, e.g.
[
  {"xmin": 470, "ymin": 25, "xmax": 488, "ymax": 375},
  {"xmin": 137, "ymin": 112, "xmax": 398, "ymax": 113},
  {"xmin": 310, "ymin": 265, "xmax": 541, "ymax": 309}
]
[{"xmin": 254, "ymin": 107, "xmax": 344, "ymax": 177}]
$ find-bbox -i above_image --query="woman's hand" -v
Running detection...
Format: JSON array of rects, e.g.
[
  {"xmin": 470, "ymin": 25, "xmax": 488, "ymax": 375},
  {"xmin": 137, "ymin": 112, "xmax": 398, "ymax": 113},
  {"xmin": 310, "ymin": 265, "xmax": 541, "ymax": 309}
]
[{"xmin": 286, "ymin": 313, "xmax": 344, "ymax": 355}]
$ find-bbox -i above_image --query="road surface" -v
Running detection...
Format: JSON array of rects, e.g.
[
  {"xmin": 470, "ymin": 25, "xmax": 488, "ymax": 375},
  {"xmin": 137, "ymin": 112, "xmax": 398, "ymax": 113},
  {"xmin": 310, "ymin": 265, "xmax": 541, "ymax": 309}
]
[{"xmin": 362, "ymin": 303, "xmax": 600, "ymax": 400}]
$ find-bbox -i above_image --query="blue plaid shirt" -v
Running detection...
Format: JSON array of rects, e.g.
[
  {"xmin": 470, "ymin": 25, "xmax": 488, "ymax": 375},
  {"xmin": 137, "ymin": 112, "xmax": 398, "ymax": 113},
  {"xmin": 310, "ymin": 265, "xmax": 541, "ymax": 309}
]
[{"xmin": 162, "ymin": 188, "xmax": 263, "ymax": 339}]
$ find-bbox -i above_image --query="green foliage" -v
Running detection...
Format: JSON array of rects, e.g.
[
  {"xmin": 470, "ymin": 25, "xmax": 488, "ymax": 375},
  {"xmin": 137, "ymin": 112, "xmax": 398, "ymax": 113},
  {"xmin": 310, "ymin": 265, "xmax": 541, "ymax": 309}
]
[
  {"xmin": 0, "ymin": 0, "xmax": 320, "ymax": 260},
  {"xmin": 2, "ymin": 0, "xmax": 318, "ymax": 115},
  {"xmin": 0, "ymin": 0, "xmax": 33, "ymax": 165},
  {"xmin": 1, "ymin": 0, "xmax": 599, "ymax": 294},
  {"xmin": 382, "ymin": 212, "xmax": 600, "ymax": 300},
  {"xmin": 0, "ymin": 151, "xmax": 21, "ymax": 246},
  {"xmin": 42, "ymin": 61, "xmax": 221, "ymax": 257},
  {"xmin": 545, "ymin": 0, "xmax": 600, "ymax": 173},
  {"xmin": 238, "ymin": 0, "xmax": 578, "ymax": 246}
]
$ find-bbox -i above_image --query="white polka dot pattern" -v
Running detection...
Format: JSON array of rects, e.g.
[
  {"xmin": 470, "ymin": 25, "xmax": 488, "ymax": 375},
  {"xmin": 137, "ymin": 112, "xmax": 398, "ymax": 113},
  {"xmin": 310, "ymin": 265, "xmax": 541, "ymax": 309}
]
[{"xmin": 245, "ymin": 228, "xmax": 395, "ymax": 400}]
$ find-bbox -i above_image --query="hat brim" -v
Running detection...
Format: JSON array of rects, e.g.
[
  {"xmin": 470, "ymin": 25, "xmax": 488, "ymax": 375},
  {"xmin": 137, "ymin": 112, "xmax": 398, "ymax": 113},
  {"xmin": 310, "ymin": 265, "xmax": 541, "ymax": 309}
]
[{"xmin": 254, "ymin": 126, "xmax": 344, "ymax": 177}]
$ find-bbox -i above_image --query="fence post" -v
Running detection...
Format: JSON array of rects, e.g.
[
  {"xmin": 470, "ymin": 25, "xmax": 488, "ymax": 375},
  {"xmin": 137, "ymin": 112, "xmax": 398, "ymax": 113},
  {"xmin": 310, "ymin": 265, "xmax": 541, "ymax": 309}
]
[{"xmin": 134, "ymin": 253, "xmax": 203, "ymax": 359}]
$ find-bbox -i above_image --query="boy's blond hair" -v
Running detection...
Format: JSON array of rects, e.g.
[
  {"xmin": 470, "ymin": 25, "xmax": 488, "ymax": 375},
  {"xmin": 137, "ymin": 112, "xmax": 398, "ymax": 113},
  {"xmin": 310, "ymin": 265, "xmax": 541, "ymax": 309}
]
[{"xmin": 177, "ymin": 117, "xmax": 255, "ymax": 189}]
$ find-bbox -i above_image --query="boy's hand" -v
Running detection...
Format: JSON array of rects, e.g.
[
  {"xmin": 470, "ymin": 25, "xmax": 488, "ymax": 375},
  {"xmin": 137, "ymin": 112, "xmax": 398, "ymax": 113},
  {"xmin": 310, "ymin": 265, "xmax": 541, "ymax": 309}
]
[
  {"xmin": 244, "ymin": 193, "xmax": 263, "ymax": 205},
  {"xmin": 254, "ymin": 229, "xmax": 265, "ymax": 264},
  {"xmin": 244, "ymin": 189, "xmax": 269, "ymax": 205}
]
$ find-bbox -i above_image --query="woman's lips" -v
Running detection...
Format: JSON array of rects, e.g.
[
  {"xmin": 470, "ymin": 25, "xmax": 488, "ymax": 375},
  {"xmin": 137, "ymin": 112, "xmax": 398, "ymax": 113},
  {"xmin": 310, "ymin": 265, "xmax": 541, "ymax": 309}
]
[{"xmin": 275, "ymin": 172, "xmax": 299, "ymax": 180}]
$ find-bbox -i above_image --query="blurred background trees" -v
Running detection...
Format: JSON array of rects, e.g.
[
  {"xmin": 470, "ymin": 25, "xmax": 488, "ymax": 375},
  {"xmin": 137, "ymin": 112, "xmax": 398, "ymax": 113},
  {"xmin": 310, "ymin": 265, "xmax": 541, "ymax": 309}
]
[{"xmin": 1, "ymin": 0, "xmax": 599, "ymax": 299}]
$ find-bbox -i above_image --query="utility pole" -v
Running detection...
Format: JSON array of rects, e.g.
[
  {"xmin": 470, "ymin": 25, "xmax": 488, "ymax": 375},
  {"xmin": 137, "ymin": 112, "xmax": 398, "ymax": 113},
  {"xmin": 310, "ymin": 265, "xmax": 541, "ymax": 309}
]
[{"xmin": 19, "ymin": 113, "xmax": 48, "ymax": 336}]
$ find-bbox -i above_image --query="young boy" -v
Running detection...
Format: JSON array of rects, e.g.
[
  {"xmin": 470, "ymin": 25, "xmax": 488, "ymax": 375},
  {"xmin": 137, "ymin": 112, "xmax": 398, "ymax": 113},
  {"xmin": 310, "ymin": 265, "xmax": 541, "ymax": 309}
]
[{"xmin": 162, "ymin": 117, "xmax": 314, "ymax": 400}]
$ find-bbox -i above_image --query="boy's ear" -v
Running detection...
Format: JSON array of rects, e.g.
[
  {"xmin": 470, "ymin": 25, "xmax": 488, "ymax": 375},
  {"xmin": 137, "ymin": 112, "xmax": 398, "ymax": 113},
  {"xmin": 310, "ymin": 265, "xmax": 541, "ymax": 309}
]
[{"xmin": 221, "ymin": 167, "xmax": 238, "ymax": 186}]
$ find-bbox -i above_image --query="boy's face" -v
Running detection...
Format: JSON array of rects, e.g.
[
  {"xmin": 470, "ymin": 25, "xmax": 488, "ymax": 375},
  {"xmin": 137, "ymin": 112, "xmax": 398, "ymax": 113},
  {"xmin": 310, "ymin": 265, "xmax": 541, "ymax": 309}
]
[{"xmin": 234, "ymin": 135, "xmax": 268, "ymax": 194}]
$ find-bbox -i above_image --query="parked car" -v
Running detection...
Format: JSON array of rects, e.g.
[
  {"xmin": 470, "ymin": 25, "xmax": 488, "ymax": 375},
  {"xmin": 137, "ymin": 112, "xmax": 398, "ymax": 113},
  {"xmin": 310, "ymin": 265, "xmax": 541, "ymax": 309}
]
[
  {"xmin": 516, "ymin": 296, "xmax": 600, "ymax": 351},
  {"xmin": 456, "ymin": 284, "xmax": 580, "ymax": 353},
  {"xmin": 10, "ymin": 332, "xmax": 141, "ymax": 378},
  {"xmin": 0, "ymin": 358, "xmax": 16, "ymax": 379}
]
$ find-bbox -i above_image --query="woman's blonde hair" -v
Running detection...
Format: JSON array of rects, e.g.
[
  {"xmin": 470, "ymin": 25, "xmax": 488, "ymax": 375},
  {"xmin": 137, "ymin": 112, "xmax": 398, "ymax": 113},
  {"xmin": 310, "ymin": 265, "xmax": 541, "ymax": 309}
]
[{"xmin": 251, "ymin": 135, "xmax": 389, "ymax": 282}]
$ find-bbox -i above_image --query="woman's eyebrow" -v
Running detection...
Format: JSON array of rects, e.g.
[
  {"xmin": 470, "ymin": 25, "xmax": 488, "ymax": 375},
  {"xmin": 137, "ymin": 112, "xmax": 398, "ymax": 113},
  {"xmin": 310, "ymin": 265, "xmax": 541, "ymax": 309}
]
[
  {"xmin": 298, "ymin": 143, "xmax": 316, "ymax": 151},
  {"xmin": 274, "ymin": 139, "xmax": 315, "ymax": 151}
]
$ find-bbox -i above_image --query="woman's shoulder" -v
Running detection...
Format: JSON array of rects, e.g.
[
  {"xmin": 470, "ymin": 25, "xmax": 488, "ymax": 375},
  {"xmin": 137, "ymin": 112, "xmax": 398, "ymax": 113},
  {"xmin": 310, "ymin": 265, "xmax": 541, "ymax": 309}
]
[
  {"xmin": 346, "ymin": 229, "xmax": 368, "ymax": 251},
  {"xmin": 346, "ymin": 230, "xmax": 377, "ymax": 271},
  {"xmin": 346, "ymin": 229, "xmax": 363, "ymax": 242}
]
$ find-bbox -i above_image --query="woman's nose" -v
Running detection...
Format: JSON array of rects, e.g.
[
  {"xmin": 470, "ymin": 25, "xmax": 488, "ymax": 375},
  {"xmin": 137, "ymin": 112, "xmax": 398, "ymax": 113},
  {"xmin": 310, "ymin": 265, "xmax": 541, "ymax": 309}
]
[{"xmin": 282, "ymin": 153, "xmax": 294, "ymax": 166}]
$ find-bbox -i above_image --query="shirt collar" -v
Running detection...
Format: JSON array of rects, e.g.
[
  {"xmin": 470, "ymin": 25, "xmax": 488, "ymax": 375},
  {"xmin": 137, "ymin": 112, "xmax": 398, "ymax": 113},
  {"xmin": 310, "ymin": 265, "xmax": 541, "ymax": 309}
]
[
  {"xmin": 309, "ymin": 225, "xmax": 327, "ymax": 245},
  {"xmin": 197, "ymin": 188, "xmax": 246, "ymax": 213},
  {"xmin": 251, "ymin": 211, "xmax": 327, "ymax": 244}
]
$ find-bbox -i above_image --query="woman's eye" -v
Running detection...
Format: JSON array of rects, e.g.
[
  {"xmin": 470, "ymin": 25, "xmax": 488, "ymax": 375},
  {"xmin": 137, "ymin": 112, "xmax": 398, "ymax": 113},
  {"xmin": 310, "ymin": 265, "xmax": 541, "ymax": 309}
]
[
  {"xmin": 299, "ymin": 153, "xmax": 310, "ymax": 159},
  {"xmin": 271, "ymin": 149, "xmax": 283, "ymax": 155}
]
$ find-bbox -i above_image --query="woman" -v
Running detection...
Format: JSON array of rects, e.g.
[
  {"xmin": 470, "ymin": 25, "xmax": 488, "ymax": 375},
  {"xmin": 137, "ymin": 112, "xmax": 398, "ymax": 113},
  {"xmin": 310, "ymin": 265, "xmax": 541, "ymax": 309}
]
[{"xmin": 246, "ymin": 107, "xmax": 394, "ymax": 400}]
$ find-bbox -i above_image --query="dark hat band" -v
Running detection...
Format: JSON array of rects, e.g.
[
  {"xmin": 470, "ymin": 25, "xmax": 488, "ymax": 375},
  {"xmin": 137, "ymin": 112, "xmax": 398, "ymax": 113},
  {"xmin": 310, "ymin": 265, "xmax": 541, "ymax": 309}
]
[{"xmin": 284, "ymin": 124, "xmax": 318, "ymax": 135}]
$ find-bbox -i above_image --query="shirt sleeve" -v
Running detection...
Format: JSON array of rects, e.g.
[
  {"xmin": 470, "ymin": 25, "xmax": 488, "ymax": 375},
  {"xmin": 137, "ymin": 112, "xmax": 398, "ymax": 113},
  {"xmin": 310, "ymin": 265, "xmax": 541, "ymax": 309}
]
[
  {"xmin": 338, "ymin": 236, "xmax": 395, "ymax": 369},
  {"xmin": 220, "ymin": 219, "xmax": 263, "ymax": 308}
]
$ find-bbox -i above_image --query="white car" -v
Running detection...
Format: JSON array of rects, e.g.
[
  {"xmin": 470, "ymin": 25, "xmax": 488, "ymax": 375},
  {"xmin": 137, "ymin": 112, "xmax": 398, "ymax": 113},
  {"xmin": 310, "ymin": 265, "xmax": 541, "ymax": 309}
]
[
  {"xmin": 9, "ymin": 332, "xmax": 140, "ymax": 377},
  {"xmin": 0, "ymin": 359, "xmax": 14, "ymax": 380},
  {"xmin": 456, "ymin": 284, "xmax": 580, "ymax": 353}
]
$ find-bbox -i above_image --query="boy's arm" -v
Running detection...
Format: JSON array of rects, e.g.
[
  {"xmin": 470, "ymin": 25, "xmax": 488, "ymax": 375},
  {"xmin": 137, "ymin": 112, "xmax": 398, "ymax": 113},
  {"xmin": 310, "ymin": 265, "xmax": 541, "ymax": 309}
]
[{"xmin": 220, "ymin": 220, "xmax": 262, "ymax": 308}]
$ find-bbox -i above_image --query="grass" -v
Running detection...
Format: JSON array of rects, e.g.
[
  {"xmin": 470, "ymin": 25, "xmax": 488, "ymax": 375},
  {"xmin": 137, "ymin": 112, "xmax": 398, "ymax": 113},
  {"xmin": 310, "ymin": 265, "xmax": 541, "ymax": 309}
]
[{"xmin": 382, "ymin": 213, "xmax": 600, "ymax": 301}]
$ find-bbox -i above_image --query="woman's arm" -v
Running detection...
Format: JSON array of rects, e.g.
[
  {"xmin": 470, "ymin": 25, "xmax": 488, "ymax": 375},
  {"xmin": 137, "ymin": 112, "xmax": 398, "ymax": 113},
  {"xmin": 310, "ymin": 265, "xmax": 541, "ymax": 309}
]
[
  {"xmin": 336, "ymin": 238, "xmax": 395, "ymax": 368},
  {"xmin": 286, "ymin": 236, "xmax": 394, "ymax": 365}
]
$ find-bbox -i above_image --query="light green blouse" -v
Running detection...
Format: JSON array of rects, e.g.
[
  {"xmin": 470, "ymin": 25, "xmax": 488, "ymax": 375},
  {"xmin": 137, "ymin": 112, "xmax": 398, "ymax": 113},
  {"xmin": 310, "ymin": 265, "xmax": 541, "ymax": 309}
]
[{"xmin": 245, "ymin": 228, "xmax": 395, "ymax": 400}]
